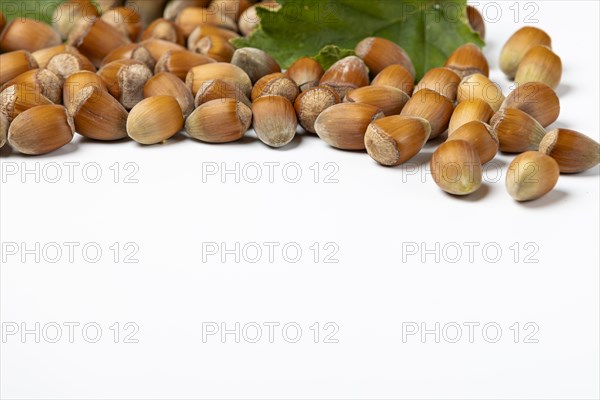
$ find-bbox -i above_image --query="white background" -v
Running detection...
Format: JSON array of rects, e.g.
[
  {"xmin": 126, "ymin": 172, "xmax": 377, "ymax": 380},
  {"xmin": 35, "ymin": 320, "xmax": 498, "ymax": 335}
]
[{"xmin": 1, "ymin": 1, "xmax": 599, "ymax": 398}]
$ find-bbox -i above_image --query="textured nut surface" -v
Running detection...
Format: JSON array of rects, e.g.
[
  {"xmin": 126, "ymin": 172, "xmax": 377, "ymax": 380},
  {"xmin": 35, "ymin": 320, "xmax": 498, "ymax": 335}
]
[{"xmin": 365, "ymin": 116, "xmax": 431, "ymax": 166}]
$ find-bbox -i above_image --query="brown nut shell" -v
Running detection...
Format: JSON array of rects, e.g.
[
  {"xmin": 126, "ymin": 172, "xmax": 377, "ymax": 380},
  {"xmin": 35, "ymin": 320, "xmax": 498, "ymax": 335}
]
[
  {"xmin": 194, "ymin": 79, "xmax": 251, "ymax": 108},
  {"xmin": 345, "ymin": 86, "xmax": 410, "ymax": 116},
  {"xmin": 192, "ymin": 34, "xmax": 235, "ymax": 63},
  {"xmin": 0, "ymin": 10, "xmax": 5, "ymax": 33},
  {"xmin": 100, "ymin": 6, "xmax": 143, "ymax": 41},
  {"xmin": 187, "ymin": 23, "xmax": 240, "ymax": 48},
  {"xmin": 164, "ymin": 0, "xmax": 213, "ymax": 20},
  {"xmin": 1, "ymin": 84, "xmax": 53, "ymax": 122},
  {"xmin": 0, "ymin": 113, "xmax": 8, "ymax": 149},
  {"xmin": 127, "ymin": 96, "xmax": 184, "ymax": 144},
  {"xmin": 252, "ymin": 95, "xmax": 298, "ymax": 148},
  {"xmin": 0, "ymin": 18, "xmax": 62, "ymax": 53},
  {"xmin": 238, "ymin": 2, "xmax": 280, "ymax": 36},
  {"xmin": 499, "ymin": 27, "xmax": 552, "ymax": 79},
  {"xmin": 501, "ymin": 82, "xmax": 559, "ymax": 128},
  {"xmin": 140, "ymin": 39, "xmax": 187, "ymax": 62},
  {"xmin": 467, "ymin": 6, "xmax": 486, "ymax": 39},
  {"xmin": 102, "ymin": 44, "xmax": 156, "ymax": 70},
  {"xmin": 355, "ymin": 37, "xmax": 415, "ymax": 78},
  {"xmin": 124, "ymin": 0, "xmax": 168, "ymax": 27},
  {"xmin": 155, "ymin": 50, "xmax": 215, "ymax": 81},
  {"xmin": 186, "ymin": 62, "xmax": 252, "ymax": 97},
  {"xmin": 0, "ymin": 50, "xmax": 39, "ymax": 86},
  {"xmin": 400, "ymin": 88, "xmax": 454, "ymax": 139},
  {"xmin": 143, "ymin": 72, "xmax": 195, "ymax": 118},
  {"xmin": 52, "ymin": 0, "xmax": 100, "ymax": 40},
  {"xmin": 491, "ymin": 108, "xmax": 547, "ymax": 153},
  {"xmin": 294, "ymin": 86, "xmax": 340, "ymax": 134},
  {"xmin": 314, "ymin": 103, "xmax": 384, "ymax": 150},
  {"xmin": 457, "ymin": 73, "xmax": 505, "ymax": 112},
  {"xmin": 371, "ymin": 64, "xmax": 414, "ymax": 96},
  {"xmin": 141, "ymin": 18, "xmax": 185, "ymax": 45},
  {"xmin": 186, "ymin": 98, "xmax": 252, "ymax": 143},
  {"xmin": 320, "ymin": 56, "xmax": 369, "ymax": 99},
  {"xmin": 445, "ymin": 43, "xmax": 489, "ymax": 78},
  {"xmin": 285, "ymin": 57, "xmax": 324, "ymax": 92},
  {"xmin": 514, "ymin": 45, "xmax": 562, "ymax": 90},
  {"xmin": 231, "ymin": 47, "xmax": 281, "ymax": 84},
  {"xmin": 251, "ymin": 73, "xmax": 299, "ymax": 103},
  {"xmin": 447, "ymin": 121, "xmax": 498, "ymax": 164},
  {"xmin": 97, "ymin": 59, "xmax": 153, "ymax": 109},
  {"xmin": 67, "ymin": 17, "xmax": 131, "ymax": 67},
  {"xmin": 1, "ymin": 69, "xmax": 62, "ymax": 105},
  {"xmin": 539, "ymin": 129, "xmax": 600, "ymax": 174},
  {"xmin": 95, "ymin": 0, "xmax": 124, "ymax": 13},
  {"xmin": 67, "ymin": 85, "xmax": 128, "ymax": 141},
  {"xmin": 364, "ymin": 116, "xmax": 431, "ymax": 166},
  {"xmin": 8, "ymin": 104, "xmax": 74, "ymax": 155},
  {"xmin": 448, "ymin": 99, "xmax": 494, "ymax": 136},
  {"xmin": 32, "ymin": 45, "xmax": 81, "ymax": 69},
  {"xmin": 414, "ymin": 67, "xmax": 461, "ymax": 101},
  {"xmin": 506, "ymin": 151, "xmax": 559, "ymax": 201},
  {"xmin": 175, "ymin": 7, "xmax": 237, "ymax": 37},
  {"xmin": 63, "ymin": 71, "xmax": 107, "ymax": 110},
  {"xmin": 431, "ymin": 140, "xmax": 483, "ymax": 196}
]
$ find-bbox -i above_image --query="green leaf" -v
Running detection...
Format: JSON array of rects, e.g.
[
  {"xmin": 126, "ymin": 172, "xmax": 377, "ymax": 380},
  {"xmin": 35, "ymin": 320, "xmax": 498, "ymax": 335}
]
[
  {"xmin": 312, "ymin": 45, "xmax": 356, "ymax": 71},
  {"xmin": 232, "ymin": 0, "xmax": 484, "ymax": 80},
  {"xmin": 1, "ymin": 0, "xmax": 64, "ymax": 24}
]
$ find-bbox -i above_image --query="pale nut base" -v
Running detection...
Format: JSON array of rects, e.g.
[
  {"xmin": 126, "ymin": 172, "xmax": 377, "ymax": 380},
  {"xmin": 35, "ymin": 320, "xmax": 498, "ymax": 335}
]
[{"xmin": 364, "ymin": 124, "xmax": 402, "ymax": 166}]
